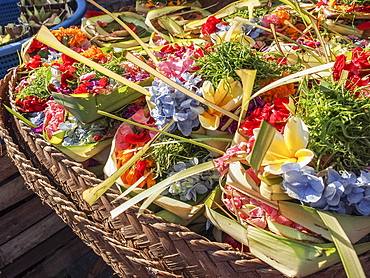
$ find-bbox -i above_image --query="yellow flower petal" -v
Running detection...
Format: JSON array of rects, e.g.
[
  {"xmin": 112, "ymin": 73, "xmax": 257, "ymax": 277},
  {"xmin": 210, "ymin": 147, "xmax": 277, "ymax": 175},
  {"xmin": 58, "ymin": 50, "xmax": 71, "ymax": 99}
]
[
  {"xmin": 201, "ymin": 81, "xmax": 215, "ymax": 103},
  {"xmin": 199, "ymin": 111, "xmax": 220, "ymax": 130},
  {"xmin": 262, "ymin": 130, "xmax": 292, "ymax": 165},
  {"xmin": 264, "ymin": 163, "xmax": 285, "ymax": 175},
  {"xmin": 284, "ymin": 116, "xmax": 309, "ymax": 155},
  {"xmin": 219, "ymin": 80, "xmax": 243, "ymax": 107},
  {"xmin": 223, "ymin": 94, "xmax": 242, "ymax": 111},
  {"xmin": 296, "ymin": 148, "xmax": 314, "ymax": 166}
]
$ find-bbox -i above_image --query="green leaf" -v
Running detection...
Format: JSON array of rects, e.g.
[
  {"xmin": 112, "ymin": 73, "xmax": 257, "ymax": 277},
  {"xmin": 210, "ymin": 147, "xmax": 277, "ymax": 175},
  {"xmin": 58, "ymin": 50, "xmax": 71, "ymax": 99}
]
[
  {"xmin": 52, "ymin": 79, "xmax": 150, "ymax": 123},
  {"xmin": 205, "ymin": 192, "xmax": 370, "ymax": 277},
  {"xmin": 125, "ymin": 51, "xmax": 239, "ymax": 122},
  {"xmin": 249, "ymin": 120, "xmax": 275, "ymax": 174},
  {"xmin": 317, "ymin": 210, "xmax": 366, "ymax": 278},
  {"xmin": 98, "ymin": 110, "xmax": 226, "ymax": 155},
  {"xmin": 110, "ymin": 160, "xmax": 215, "ymax": 218},
  {"xmin": 82, "ymin": 131, "xmax": 163, "ymax": 205},
  {"xmin": 86, "ymin": 0, "xmax": 159, "ymax": 65},
  {"xmin": 54, "ymin": 139, "xmax": 113, "ymax": 162},
  {"xmin": 279, "ymin": 201, "xmax": 370, "ymax": 244},
  {"xmin": 35, "ymin": 26, "xmax": 150, "ymax": 97},
  {"xmin": 3, "ymin": 104, "xmax": 38, "ymax": 128}
]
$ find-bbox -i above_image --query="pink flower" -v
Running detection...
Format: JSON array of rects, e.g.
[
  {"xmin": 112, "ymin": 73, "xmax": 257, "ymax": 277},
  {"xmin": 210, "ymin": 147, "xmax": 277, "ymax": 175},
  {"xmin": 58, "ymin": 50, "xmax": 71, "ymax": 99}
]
[
  {"xmin": 44, "ymin": 100, "xmax": 65, "ymax": 140},
  {"xmin": 80, "ymin": 72, "xmax": 95, "ymax": 81},
  {"xmin": 115, "ymin": 125, "xmax": 134, "ymax": 151},
  {"xmin": 214, "ymin": 142, "xmax": 248, "ymax": 174}
]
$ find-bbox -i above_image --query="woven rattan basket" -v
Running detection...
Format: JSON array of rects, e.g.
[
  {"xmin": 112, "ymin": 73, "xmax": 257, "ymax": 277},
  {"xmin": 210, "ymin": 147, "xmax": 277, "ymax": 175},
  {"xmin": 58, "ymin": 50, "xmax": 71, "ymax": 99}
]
[{"xmin": 1, "ymin": 69, "xmax": 369, "ymax": 278}]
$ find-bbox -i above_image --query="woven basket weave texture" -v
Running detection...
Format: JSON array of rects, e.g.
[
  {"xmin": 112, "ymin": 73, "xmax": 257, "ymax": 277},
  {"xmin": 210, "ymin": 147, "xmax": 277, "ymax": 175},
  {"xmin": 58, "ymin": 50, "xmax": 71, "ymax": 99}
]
[{"xmin": 0, "ymin": 70, "xmax": 369, "ymax": 278}]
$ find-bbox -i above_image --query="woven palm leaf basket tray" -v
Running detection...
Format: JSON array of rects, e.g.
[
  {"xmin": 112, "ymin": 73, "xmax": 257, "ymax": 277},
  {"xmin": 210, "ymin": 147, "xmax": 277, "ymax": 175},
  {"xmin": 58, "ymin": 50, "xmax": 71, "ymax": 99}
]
[{"xmin": 1, "ymin": 0, "xmax": 370, "ymax": 277}]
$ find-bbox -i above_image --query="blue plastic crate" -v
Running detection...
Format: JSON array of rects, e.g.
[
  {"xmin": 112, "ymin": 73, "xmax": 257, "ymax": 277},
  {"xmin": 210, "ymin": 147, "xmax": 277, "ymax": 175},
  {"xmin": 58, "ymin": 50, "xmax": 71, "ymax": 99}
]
[
  {"xmin": 0, "ymin": 0, "xmax": 87, "ymax": 79},
  {"xmin": 0, "ymin": 0, "xmax": 21, "ymax": 25}
]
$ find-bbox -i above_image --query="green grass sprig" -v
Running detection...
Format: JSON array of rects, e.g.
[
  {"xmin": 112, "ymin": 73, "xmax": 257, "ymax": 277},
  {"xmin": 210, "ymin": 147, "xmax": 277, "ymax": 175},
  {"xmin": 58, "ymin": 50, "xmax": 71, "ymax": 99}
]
[
  {"xmin": 298, "ymin": 79, "xmax": 370, "ymax": 173},
  {"xmin": 146, "ymin": 136, "xmax": 210, "ymax": 179},
  {"xmin": 16, "ymin": 66, "xmax": 52, "ymax": 99},
  {"xmin": 194, "ymin": 40, "xmax": 295, "ymax": 89}
]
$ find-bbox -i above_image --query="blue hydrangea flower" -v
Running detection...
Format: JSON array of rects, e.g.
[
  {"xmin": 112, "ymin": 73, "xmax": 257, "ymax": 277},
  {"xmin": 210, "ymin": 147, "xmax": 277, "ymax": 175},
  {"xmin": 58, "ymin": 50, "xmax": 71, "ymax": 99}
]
[
  {"xmin": 149, "ymin": 73, "xmax": 205, "ymax": 136},
  {"xmin": 356, "ymin": 188, "xmax": 370, "ymax": 216},
  {"xmin": 60, "ymin": 117, "xmax": 108, "ymax": 146},
  {"xmin": 323, "ymin": 181, "xmax": 345, "ymax": 206},
  {"xmin": 28, "ymin": 111, "xmax": 45, "ymax": 126},
  {"xmin": 280, "ymin": 163, "xmax": 325, "ymax": 203},
  {"xmin": 242, "ymin": 18, "xmax": 264, "ymax": 39},
  {"xmin": 280, "ymin": 163, "xmax": 370, "ymax": 215},
  {"xmin": 162, "ymin": 158, "xmax": 218, "ymax": 202},
  {"xmin": 357, "ymin": 171, "xmax": 370, "ymax": 186}
]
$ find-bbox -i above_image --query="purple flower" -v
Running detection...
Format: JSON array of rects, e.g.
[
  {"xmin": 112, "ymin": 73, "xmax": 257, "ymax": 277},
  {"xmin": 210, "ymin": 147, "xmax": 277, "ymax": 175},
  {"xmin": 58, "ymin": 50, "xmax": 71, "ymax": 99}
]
[{"xmin": 246, "ymin": 97, "xmax": 266, "ymax": 117}]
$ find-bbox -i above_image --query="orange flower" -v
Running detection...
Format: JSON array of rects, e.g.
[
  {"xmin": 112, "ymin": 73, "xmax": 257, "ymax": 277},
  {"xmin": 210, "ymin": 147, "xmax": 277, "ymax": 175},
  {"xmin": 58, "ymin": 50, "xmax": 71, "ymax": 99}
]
[
  {"xmin": 51, "ymin": 27, "xmax": 87, "ymax": 47},
  {"xmin": 285, "ymin": 27, "xmax": 301, "ymax": 40},
  {"xmin": 116, "ymin": 149, "xmax": 134, "ymax": 168},
  {"xmin": 116, "ymin": 148, "xmax": 156, "ymax": 188},
  {"xmin": 273, "ymin": 9, "xmax": 290, "ymax": 25},
  {"xmin": 260, "ymin": 73, "xmax": 295, "ymax": 103},
  {"xmin": 81, "ymin": 45, "xmax": 111, "ymax": 62},
  {"xmin": 145, "ymin": 0, "xmax": 155, "ymax": 7}
]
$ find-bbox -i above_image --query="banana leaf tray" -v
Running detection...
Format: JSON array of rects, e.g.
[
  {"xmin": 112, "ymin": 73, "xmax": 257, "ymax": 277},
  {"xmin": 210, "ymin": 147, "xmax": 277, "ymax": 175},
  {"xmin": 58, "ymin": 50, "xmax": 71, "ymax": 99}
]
[{"xmin": 1, "ymin": 69, "xmax": 369, "ymax": 278}]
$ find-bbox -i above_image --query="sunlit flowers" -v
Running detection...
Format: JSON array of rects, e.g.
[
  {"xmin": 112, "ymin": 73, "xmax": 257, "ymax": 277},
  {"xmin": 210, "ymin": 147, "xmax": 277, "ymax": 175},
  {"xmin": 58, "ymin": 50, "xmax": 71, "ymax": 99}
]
[
  {"xmin": 199, "ymin": 77, "xmax": 242, "ymax": 130},
  {"xmin": 280, "ymin": 163, "xmax": 325, "ymax": 203},
  {"xmin": 149, "ymin": 73, "xmax": 204, "ymax": 136},
  {"xmin": 257, "ymin": 116, "xmax": 314, "ymax": 175},
  {"xmin": 51, "ymin": 26, "xmax": 89, "ymax": 47}
]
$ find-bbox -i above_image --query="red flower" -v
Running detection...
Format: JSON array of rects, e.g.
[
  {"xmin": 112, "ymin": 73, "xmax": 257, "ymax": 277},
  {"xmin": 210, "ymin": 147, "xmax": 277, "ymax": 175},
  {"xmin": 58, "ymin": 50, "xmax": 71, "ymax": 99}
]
[
  {"xmin": 85, "ymin": 10, "xmax": 106, "ymax": 18},
  {"xmin": 60, "ymin": 72, "xmax": 75, "ymax": 89},
  {"xmin": 26, "ymin": 55, "xmax": 42, "ymax": 70},
  {"xmin": 16, "ymin": 96, "xmax": 48, "ymax": 113},
  {"xmin": 97, "ymin": 20, "xmax": 108, "ymax": 28},
  {"xmin": 98, "ymin": 76, "xmax": 108, "ymax": 87},
  {"xmin": 333, "ymin": 54, "xmax": 346, "ymax": 81},
  {"xmin": 94, "ymin": 134, "xmax": 104, "ymax": 141},
  {"xmin": 357, "ymin": 21, "xmax": 370, "ymax": 31},
  {"xmin": 240, "ymin": 97, "xmax": 291, "ymax": 138},
  {"xmin": 201, "ymin": 16, "xmax": 222, "ymax": 35},
  {"xmin": 126, "ymin": 24, "xmax": 137, "ymax": 34},
  {"xmin": 74, "ymin": 82, "xmax": 91, "ymax": 94},
  {"xmin": 27, "ymin": 39, "xmax": 47, "ymax": 54},
  {"xmin": 125, "ymin": 131, "xmax": 151, "ymax": 146}
]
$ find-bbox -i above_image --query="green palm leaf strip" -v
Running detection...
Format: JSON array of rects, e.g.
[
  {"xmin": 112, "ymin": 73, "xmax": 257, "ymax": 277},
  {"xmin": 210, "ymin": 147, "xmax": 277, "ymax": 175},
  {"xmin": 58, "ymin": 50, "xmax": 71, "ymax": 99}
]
[
  {"xmin": 110, "ymin": 160, "xmax": 215, "ymax": 218},
  {"xmin": 234, "ymin": 17, "xmax": 323, "ymax": 64},
  {"xmin": 86, "ymin": 0, "xmax": 159, "ymax": 65},
  {"xmin": 317, "ymin": 210, "xmax": 366, "ymax": 278},
  {"xmin": 3, "ymin": 104, "xmax": 38, "ymax": 128},
  {"xmin": 249, "ymin": 120, "xmax": 275, "ymax": 174},
  {"xmin": 82, "ymin": 122, "xmax": 172, "ymax": 205},
  {"xmin": 97, "ymin": 110, "xmax": 225, "ymax": 155},
  {"xmin": 34, "ymin": 26, "xmax": 150, "ymax": 97},
  {"xmin": 125, "ymin": 51, "xmax": 239, "ymax": 121},
  {"xmin": 251, "ymin": 62, "xmax": 335, "ymax": 100}
]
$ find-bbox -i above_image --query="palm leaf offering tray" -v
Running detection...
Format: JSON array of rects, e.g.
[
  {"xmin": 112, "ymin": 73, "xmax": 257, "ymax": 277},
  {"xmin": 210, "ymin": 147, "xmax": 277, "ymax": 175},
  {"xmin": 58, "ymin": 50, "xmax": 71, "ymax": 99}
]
[{"xmin": 1, "ymin": 0, "xmax": 370, "ymax": 277}]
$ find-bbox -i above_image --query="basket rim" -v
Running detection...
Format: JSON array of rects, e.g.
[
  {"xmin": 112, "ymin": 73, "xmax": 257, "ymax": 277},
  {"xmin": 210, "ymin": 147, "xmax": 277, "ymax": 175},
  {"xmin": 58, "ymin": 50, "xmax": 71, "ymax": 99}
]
[{"xmin": 2, "ymin": 68, "xmax": 369, "ymax": 278}]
